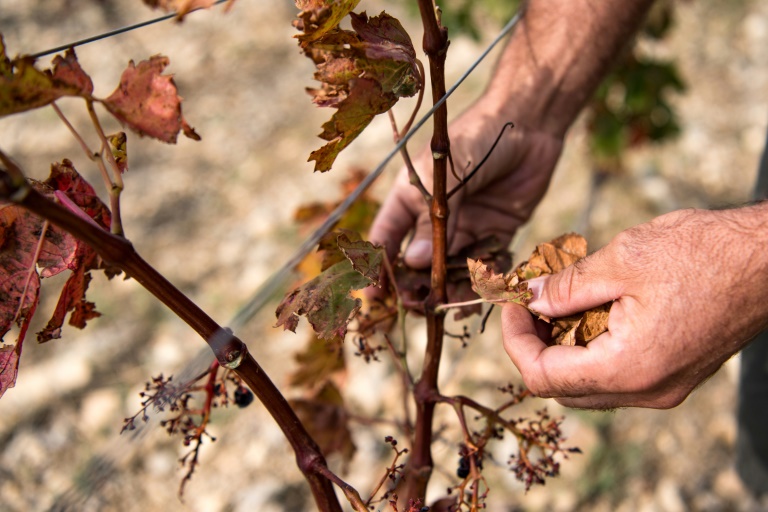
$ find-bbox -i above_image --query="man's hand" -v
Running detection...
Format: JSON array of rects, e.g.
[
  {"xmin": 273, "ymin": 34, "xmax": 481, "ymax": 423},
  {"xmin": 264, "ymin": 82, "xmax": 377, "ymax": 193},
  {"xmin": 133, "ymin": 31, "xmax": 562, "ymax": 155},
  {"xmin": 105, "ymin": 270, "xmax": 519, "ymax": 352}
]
[
  {"xmin": 369, "ymin": 101, "xmax": 562, "ymax": 268},
  {"xmin": 502, "ymin": 206, "xmax": 768, "ymax": 409}
]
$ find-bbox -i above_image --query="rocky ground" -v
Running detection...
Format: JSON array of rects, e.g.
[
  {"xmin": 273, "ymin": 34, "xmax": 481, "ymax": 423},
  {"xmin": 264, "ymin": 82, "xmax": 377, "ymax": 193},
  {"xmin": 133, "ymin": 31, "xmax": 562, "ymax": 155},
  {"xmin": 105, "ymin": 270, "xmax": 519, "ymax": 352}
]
[{"xmin": 1, "ymin": 1, "xmax": 768, "ymax": 511}]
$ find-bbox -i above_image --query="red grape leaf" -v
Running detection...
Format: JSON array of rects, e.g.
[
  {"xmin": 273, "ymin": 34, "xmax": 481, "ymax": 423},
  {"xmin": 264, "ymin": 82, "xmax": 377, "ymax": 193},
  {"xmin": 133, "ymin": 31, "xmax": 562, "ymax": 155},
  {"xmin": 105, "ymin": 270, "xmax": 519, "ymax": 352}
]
[
  {"xmin": 102, "ymin": 56, "xmax": 200, "ymax": 144},
  {"xmin": 0, "ymin": 161, "xmax": 114, "ymax": 397},
  {"xmin": 294, "ymin": 0, "xmax": 361, "ymax": 47},
  {"xmin": 290, "ymin": 381, "xmax": 356, "ymax": 465},
  {"xmin": 468, "ymin": 258, "xmax": 533, "ymax": 306},
  {"xmin": 0, "ymin": 205, "xmax": 42, "ymax": 398},
  {"xmin": 50, "ymin": 48, "xmax": 94, "ymax": 96},
  {"xmin": 0, "ymin": 38, "xmax": 94, "ymax": 117}
]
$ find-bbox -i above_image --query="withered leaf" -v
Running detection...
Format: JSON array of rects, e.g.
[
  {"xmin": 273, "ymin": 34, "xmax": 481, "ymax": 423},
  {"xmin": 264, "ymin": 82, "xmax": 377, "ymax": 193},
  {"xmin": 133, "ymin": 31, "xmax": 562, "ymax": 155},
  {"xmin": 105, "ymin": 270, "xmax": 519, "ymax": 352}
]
[
  {"xmin": 0, "ymin": 39, "xmax": 93, "ymax": 118},
  {"xmin": 288, "ymin": 336, "xmax": 345, "ymax": 388},
  {"xmin": 467, "ymin": 233, "xmax": 610, "ymax": 346},
  {"xmin": 0, "ymin": 161, "xmax": 113, "ymax": 397},
  {"xmin": 551, "ymin": 303, "xmax": 611, "ymax": 347},
  {"xmin": 290, "ymin": 381, "xmax": 356, "ymax": 465},
  {"xmin": 309, "ymin": 77, "xmax": 397, "ymax": 172},
  {"xmin": 468, "ymin": 258, "xmax": 532, "ymax": 306},
  {"xmin": 516, "ymin": 233, "xmax": 586, "ymax": 280},
  {"xmin": 102, "ymin": 56, "xmax": 199, "ymax": 144},
  {"xmin": 294, "ymin": 0, "xmax": 362, "ymax": 46},
  {"xmin": 298, "ymin": 11, "xmax": 420, "ymax": 171},
  {"xmin": 275, "ymin": 259, "xmax": 371, "ymax": 340}
]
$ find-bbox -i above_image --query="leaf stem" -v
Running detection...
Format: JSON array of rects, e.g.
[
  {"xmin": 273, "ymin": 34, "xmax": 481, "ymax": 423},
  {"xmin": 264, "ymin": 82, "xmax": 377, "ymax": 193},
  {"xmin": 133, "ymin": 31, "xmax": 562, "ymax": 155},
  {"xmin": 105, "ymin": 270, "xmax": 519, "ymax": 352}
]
[{"xmin": 86, "ymin": 100, "xmax": 125, "ymax": 236}]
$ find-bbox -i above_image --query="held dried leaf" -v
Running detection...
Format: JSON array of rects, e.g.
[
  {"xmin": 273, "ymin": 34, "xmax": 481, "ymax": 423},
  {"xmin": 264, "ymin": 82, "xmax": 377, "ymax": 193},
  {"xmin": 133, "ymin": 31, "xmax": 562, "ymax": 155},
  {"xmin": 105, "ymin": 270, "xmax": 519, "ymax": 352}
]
[
  {"xmin": 516, "ymin": 233, "xmax": 587, "ymax": 280},
  {"xmin": 467, "ymin": 258, "xmax": 532, "ymax": 306}
]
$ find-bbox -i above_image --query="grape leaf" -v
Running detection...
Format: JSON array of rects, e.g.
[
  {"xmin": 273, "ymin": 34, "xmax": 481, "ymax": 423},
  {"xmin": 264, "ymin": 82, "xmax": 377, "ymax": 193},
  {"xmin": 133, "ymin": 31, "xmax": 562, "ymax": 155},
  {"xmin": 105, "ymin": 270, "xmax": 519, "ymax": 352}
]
[
  {"xmin": 289, "ymin": 381, "xmax": 356, "ymax": 466},
  {"xmin": 551, "ymin": 303, "xmax": 611, "ymax": 346},
  {"xmin": 102, "ymin": 56, "xmax": 200, "ymax": 144},
  {"xmin": 309, "ymin": 77, "xmax": 397, "ymax": 172},
  {"xmin": 276, "ymin": 260, "xmax": 370, "ymax": 340},
  {"xmin": 0, "ymin": 161, "xmax": 114, "ymax": 397},
  {"xmin": 337, "ymin": 232, "xmax": 384, "ymax": 286},
  {"xmin": 516, "ymin": 233, "xmax": 586, "ymax": 280},
  {"xmin": 276, "ymin": 235, "xmax": 383, "ymax": 340},
  {"xmin": 288, "ymin": 336, "xmax": 345, "ymax": 388},
  {"xmin": 297, "ymin": 12, "xmax": 420, "ymax": 171},
  {"xmin": 0, "ymin": 39, "xmax": 93, "ymax": 117},
  {"xmin": 294, "ymin": 0, "xmax": 362, "ymax": 46},
  {"xmin": 468, "ymin": 259, "xmax": 532, "ymax": 306},
  {"xmin": 468, "ymin": 233, "xmax": 611, "ymax": 346}
]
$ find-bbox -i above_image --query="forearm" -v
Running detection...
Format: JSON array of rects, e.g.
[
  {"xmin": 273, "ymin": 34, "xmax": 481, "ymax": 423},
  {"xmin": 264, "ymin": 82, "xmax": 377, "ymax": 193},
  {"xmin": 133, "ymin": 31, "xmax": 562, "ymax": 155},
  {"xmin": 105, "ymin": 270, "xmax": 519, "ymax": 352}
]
[{"xmin": 481, "ymin": 0, "xmax": 656, "ymax": 137}]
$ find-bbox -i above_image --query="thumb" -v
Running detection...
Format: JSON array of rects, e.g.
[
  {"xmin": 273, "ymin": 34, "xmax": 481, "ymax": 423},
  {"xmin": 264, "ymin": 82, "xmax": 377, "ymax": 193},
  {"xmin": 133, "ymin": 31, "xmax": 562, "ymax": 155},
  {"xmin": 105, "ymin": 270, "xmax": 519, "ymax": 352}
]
[
  {"xmin": 402, "ymin": 209, "xmax": 433, "ymax": 269},
  {"xmin": 525, "ymin": 249, "xmax": 623, "ymax": 318}
]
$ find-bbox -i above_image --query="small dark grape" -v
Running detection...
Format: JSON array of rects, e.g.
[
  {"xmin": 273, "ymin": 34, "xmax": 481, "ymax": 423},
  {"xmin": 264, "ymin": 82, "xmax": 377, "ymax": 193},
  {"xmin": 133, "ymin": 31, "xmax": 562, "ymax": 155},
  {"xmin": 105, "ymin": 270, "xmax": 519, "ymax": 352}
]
[{"xmin": 234, "ymin": 386, "xmax": 254, "ymax": 408}]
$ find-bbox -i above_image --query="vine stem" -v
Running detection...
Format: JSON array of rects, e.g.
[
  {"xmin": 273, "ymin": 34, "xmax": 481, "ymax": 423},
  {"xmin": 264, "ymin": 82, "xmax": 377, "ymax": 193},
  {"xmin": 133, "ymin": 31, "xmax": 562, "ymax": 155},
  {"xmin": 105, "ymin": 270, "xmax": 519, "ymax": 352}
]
[
  {"xmin": 402, "ymin": 0, "xmax": 451, "ymax": 504},
  {"xmin": 0, "ymin": 159, "xmax": 344, "ymax": 512}
]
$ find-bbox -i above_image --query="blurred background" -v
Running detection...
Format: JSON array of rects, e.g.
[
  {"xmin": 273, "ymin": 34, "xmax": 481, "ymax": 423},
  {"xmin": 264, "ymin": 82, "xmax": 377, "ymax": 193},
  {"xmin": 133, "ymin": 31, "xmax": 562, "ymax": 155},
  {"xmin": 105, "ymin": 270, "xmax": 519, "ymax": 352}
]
[{"xmin": 0, "ymin": 1, "xmax": 767, "ymax": 510}]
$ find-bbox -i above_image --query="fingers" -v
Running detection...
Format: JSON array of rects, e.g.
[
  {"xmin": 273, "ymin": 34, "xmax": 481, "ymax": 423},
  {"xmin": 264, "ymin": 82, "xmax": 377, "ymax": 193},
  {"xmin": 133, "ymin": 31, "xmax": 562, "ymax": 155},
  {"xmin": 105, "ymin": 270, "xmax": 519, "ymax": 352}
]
[
  {"xmin": 525, "ymin": 246, "xmax": 626, "ymax": 318},
  {"xmin": 368, "ymin": 184, "xmax": 420, "ymax": 263},
  {"xmin": 501, "ymin": 304, "xmax": 621, "ymax": 399}
]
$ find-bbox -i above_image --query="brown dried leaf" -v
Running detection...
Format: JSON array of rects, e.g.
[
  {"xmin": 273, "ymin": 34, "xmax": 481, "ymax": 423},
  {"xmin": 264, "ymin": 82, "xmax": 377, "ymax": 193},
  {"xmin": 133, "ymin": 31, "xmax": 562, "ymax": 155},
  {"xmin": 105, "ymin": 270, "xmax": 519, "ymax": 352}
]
[
  {"xmin": 551, "ymin": 303, "xmax": 611, "ymax": 346},
  {"xmin": 468, "ymin": 258, "xmax": 532, "ymax": 306},
  {"xmin": 516, "ymin": 233, "xmax": 587, "ymax": 280},
  {"xmin": 288, "ymin": 336, "xmax": 345, "ymax": 388},
  {"xmin": 290, "ymin": 381, "xmax": 356, "ymax": 465}
]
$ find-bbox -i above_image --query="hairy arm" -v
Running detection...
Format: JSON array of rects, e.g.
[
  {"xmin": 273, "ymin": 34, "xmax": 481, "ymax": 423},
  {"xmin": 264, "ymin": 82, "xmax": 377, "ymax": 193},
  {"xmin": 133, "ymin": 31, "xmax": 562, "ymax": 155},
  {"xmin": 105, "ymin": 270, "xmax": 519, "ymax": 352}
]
[{"xmin": 370, "ymin": 0, "xmax": 656, "ymax": 268}]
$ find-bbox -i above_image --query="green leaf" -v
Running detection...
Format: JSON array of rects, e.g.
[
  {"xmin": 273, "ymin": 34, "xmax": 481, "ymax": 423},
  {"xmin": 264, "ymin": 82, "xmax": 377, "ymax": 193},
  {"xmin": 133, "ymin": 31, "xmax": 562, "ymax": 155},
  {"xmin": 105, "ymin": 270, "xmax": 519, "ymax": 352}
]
[{"xmin": 275, "ymin": 259, "xmax": 371, "ymax": 340}]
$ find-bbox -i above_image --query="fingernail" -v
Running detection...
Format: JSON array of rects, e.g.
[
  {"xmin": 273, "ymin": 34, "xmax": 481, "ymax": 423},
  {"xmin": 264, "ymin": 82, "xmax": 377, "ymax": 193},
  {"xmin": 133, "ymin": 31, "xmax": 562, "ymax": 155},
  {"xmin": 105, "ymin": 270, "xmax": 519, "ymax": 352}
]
[
  {"xmin": 525, "ymin": 276, "xmax": 546, "ymax": 307},
  {"xmin": 404, "ymin": 240, "xmax": 432, "ymax": 268}
]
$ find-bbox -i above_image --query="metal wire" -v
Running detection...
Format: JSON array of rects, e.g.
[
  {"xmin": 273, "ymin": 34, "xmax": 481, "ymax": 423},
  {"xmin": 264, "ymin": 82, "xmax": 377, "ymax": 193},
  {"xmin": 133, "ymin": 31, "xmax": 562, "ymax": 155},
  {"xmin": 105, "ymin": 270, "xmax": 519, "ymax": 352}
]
[{"xmin": 28, "ymin": 0, "xmax": 230, "ymax": 59}]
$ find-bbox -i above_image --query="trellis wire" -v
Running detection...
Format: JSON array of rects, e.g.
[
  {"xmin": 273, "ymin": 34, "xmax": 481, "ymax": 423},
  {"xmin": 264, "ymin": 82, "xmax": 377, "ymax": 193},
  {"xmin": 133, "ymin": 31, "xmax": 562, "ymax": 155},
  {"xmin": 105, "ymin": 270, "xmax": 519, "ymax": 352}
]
[{"xmin": 28, "ymin": 0, "xmax": 230, "ymax": 60}]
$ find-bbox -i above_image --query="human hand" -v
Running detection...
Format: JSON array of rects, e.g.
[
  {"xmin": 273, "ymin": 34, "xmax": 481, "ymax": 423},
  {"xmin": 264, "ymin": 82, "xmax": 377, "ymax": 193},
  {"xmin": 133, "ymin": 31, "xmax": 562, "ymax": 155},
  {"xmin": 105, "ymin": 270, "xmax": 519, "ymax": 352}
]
[
  {"xmin": 501, "ymin": 206, "xmax": 768, "ymax": 409},
  {"xmin": 369, "ymin": 99, "xmax": 563, "ymax": 269}
]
